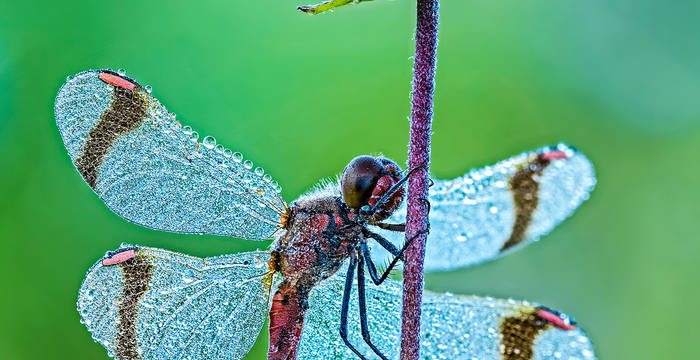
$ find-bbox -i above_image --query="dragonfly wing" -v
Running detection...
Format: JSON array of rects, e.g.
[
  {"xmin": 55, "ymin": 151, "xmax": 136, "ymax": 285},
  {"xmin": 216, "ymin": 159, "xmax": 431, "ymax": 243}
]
[
  {"xmin": 55, "ymin": 70, "xmax": 286, "ymax": 240},
  {"xmin": 298, "ymin": 269, "xmax": 596, "ymax": 360},
  {"xmin": 371, "ymin": 144, "xmax": 596, "ymax": 272},
  {"xmin": 77, "ymin": 245, "xmax": 272, "ymax": 360}
]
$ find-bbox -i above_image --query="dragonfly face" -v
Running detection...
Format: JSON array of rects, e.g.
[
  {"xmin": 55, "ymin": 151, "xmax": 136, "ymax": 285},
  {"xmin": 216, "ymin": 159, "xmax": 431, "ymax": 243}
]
[
  {"xmin": 341, "ymin": 155, "xmax": 404, "ymax": 222},
  {"xmin": 58, "ymin": 70, "xmax": 598, "ymax": 360}
]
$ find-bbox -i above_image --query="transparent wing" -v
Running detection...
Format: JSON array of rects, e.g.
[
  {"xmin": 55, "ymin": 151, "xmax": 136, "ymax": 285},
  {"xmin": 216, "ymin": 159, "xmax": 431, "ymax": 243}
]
[
  {"xmin": 372, "ymin": 144, "xmax": 596, "ymax": 272},
  {"xmin": 298, "ymin": 268, "xmax": 596, "ymax": 360},
  {"xmin": 55, "ymin": 70, "xmax": 286, "ymax": 240},
  {"xmin": 77, "ymin": 245, "xmax": 272, "ymax": 360}
]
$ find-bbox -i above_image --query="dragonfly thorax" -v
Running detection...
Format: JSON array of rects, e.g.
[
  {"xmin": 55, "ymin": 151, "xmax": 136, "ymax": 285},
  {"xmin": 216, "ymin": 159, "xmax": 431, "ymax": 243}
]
[
  {"xmin": 271, "ymin": 195, "xmax": 359, "ymax": 285},
  {"xmin": 269, "ymin": 155, "xmax": 406, "ymax": 307}
]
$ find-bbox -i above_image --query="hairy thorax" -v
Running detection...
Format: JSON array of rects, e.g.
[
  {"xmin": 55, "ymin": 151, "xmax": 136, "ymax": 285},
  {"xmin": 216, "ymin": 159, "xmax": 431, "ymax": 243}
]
[{"xmin": 269, "ymin": 195, "xmax": 361, "ymax": 292}]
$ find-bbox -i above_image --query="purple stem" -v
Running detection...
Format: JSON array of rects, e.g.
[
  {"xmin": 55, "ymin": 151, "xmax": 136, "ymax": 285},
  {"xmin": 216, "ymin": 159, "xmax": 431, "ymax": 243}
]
[{"xmin": 400, "ymin": 0, "xmax": 439, "ymax": 359}]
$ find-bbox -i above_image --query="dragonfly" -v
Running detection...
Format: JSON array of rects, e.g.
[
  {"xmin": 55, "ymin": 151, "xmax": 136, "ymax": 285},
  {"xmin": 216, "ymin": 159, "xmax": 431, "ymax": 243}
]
[{"xmin": 56, "ymin": 69, "xmax": 597, "ymax": 360}]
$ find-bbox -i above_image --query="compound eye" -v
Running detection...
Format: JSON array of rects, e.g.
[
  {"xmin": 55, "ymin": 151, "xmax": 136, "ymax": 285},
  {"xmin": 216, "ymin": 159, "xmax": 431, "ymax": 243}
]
[{"xmin": 341, "ymin": 155, "xmax": 383, "ymax": 209}]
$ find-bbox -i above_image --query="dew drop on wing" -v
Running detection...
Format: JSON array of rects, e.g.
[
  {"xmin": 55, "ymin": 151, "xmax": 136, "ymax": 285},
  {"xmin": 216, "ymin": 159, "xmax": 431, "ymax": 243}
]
[
  {"xmin": 215, "ymin": 144, "xmax": 224, "ymax": 153},
  {"xmin": 117, "ymin": 68, "xmax": 126, "ymax": 76},
  {"xmin": 223, "ymin": 148, "xmax": 233, "ymax": 158},
  {"xmin": 189, "ymin": 131, "xmax": 199, "ymax": 141},
  {"xmin": 254, "ymin": 167, "xmax": 264, "ymax": 176},
  {"xmin": 233, "ymin": 152, "xmax": 243, "ymax": 162},
  {"xmin": 203, "ymin": 135, "xmax": 216, "ymax": 149},
  {"xmin": 243, "ymin": 160, "xmax": 253, "ymax": 169}
]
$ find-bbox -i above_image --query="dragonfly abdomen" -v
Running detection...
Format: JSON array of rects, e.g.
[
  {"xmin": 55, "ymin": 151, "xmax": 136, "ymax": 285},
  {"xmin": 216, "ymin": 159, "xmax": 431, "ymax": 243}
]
[{"xmin": 268, "ymin": 283, "xmax": 308, "ymax": 360}]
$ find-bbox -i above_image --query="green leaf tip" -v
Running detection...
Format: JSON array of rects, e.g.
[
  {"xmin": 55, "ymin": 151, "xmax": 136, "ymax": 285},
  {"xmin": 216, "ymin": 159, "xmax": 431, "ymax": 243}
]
[{"xmin": 298, "ymin": 0, "xmax": 373, "ymax": 14}]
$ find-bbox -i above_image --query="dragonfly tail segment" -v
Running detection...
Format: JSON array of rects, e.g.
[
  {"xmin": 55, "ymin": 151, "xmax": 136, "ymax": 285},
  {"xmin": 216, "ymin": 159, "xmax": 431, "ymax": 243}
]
[{"xmin": 268, "ymin": 283, "xmax": 308, "ymax": 360}]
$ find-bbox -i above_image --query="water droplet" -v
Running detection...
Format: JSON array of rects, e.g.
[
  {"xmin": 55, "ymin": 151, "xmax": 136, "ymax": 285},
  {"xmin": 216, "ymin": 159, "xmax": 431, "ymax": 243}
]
[
  {"xmin": 223, "ymin": 149, "xmax": 233, "ymax": 158},
  {"xmin": 489, "ymin": 206, "xmax": 499, "ymax": 214},
  {"xmin": 263, "ymin": 174, "xmax": 272, "ymax": 182},
  {"xmin": 254, "ymin": 167, "xmax": 264, "ymax": 176},
  {"xmin": 66, "ymin": 75, "xmax": 73, "ymax": 82},
  {"xmin": 243, "ymin": 160, "xmax": 253, "ymax": 169},
  {"xmin": 189, "ymin": 131, "xmax": 199, "ymax": 141},
  {"xmin": 215, "ymin": 144, "xmax": 224, "ymax": 153},
  {"xmin": 144, "ymin": 85, "xmax": 152, "ymax": 93},
  {"xmin": 117, "ymin": 68, "xmax": 126, "ymax": 76},
  {"xmin": 202, "ymin": 135, "xmax": 216, "ymax": 149},
  {"xmin": 232, "ymin": 152, "xmax": 243, "ymax": 162}
]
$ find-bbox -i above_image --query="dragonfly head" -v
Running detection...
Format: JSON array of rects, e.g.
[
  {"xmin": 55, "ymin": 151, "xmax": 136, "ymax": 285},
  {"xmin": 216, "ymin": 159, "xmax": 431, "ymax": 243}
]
[{"xmin": 341, "ymin": 155, "xmax": 404, "ymax": 221}]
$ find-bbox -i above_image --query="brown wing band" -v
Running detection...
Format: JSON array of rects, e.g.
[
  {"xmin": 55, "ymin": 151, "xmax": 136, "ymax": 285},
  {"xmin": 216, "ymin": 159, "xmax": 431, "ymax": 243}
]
[
  {"xmin": 500, "ymin": 308, "xmax": 551, "ymax": 360},
  {"xmin": 500, "ymin": 155, "xmax": 552, "ymax": 251},
  {"xmin": 76, "ymin": 74, "xmax": 147, "ymax": 189},
  {"xmin": 115, "ymin": 254, "xmax": 153, "ymax": 360}
]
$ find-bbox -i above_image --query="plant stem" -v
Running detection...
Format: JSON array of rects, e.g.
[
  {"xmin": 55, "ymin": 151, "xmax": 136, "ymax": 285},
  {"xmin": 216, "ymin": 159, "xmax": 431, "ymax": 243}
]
[{"xmin": 400, "ymin": 0, "xmax": 439, "ymax": 359}]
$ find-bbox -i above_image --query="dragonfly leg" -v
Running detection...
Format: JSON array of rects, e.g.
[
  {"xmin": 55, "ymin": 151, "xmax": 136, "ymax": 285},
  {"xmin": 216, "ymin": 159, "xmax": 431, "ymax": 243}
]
[
  {"xmin": 371, "ymin": 222, "xmax": 406, "ymax": 232},
  {"xmin": 357, "ymin": 254, "xmax": 389, "ymax": 360},
  {"xmin": 339, "ymin": 254, "xmax": 367, "ymax": 360},
  {"xmin": 359, "ymin": 242, "xmax": 382, "ymax": 285},
  {"xmin": 365, "ymin": 230, "xmax": 401, "ymax": 257},
  {"xmin": 363, "ymin": 229, "xmax": 430, "ymax": 285}
]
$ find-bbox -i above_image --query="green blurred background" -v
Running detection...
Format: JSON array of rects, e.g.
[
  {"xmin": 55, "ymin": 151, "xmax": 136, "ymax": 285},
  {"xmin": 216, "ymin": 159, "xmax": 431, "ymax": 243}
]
[{"xmin": 1, "ymin": 0, "xmax": 698, "ymax": 359}]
